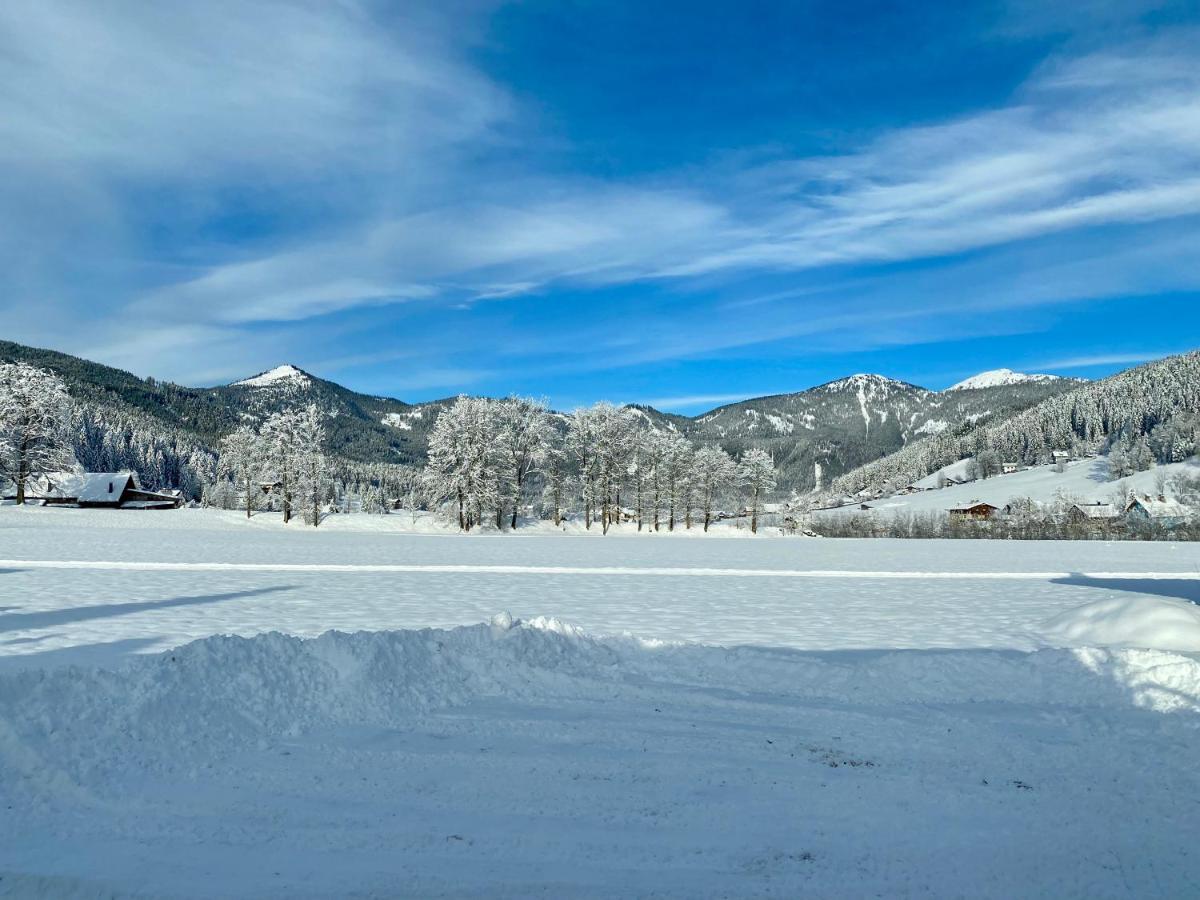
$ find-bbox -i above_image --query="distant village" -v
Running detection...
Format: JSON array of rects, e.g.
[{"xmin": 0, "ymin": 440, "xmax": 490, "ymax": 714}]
[{"xmin": 802, "ymin": 451, "xmax": 1199, "ymax": 540}]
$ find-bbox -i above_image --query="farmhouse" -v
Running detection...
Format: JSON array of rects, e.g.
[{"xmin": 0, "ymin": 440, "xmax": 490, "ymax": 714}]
[
  {"xmin": 1001, "ymin": 462, "xmax": 1021, "ymax": 475},
  {"xmin": 948, "ymin": 502, "xmax": 999, "ymax": 521},
  {"xmin": 1124, "ymin": 495, "xmax": 1190, "ymax": 529},
  {"xmin": 1067, "ymin": 502, "xmax": 1120, "ymax": 527},
  {"xmin": 71, "ymin": 473, "xmax": 183, "ymax": 509}
]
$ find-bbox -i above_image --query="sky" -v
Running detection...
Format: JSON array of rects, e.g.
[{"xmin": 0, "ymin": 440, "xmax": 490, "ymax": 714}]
[{"xmin": 2, "ymin": 0, "xmax": 1199, "ymax": 413}]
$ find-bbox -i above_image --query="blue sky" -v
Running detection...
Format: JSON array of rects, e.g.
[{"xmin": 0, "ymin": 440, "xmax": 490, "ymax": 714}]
[{"xmin": 2, "ymin": 0, "xmax": 1198, "ymax": 412}]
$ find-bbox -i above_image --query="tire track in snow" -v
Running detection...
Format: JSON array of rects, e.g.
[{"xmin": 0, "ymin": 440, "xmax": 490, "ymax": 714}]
[{"xmin": 2, "ymin": 559, "xmax": 1198, "ymax": 579}]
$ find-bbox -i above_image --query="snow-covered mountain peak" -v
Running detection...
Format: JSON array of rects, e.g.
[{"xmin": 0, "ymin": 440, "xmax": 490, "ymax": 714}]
[
  {"xmin": 819, "ymin": 373, "xmax": 923, "ymax": 394},
  {"xmin": 234, "ymin": 364, "xmax": 312, "ymax": 389},
  {"xmin": 946, "ymin": 369, "xmax": 1057, "ymax": 391}
]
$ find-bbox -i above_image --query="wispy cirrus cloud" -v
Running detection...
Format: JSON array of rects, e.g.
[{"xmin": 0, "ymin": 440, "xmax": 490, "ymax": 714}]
[
  {"xmin": 132, "ymin": 31, "xmax": 1200, "ymax": 330},
  {"xmin": 1, "ymin": 2, "xmax": 1198, "ymax": 392},
  {"xmin": 1032, "ymin": 349, "xmax": 1198, "ymax": 370}
]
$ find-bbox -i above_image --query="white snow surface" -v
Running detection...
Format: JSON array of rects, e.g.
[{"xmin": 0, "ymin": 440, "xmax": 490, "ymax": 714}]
[
  {"xmin": 946, "ymin": 368, "xmax": 1059, "ymax": 390},
  {"xmin": 233, "ymin": 364, "xmax": 311, "ymax": 388},
  {"xmin": 1041, "ymin": 595, "xmax": 1200, "ymax": 652},
  {"xmin": 844, "ymin": 456, "xmax": 1200, "ymax": 514},
  {"xmin": 2, "ymin": 507, "xmax": 1200, "ymax": 897}
]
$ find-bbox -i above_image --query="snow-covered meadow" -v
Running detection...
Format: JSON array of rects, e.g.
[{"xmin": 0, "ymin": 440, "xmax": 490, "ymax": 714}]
[{"xmin": 2, "ymin": 506, "xmax": 1200, "ymax": 897}]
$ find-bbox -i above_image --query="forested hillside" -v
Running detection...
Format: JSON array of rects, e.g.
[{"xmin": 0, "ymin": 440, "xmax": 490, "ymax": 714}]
[
  {"xmin": 831, "ymin": 351, "xmax": 1200, "ymax": 498},
  {"xmin": 683, "ymin": 373, "xmax": 1079, "ymax": 490}
]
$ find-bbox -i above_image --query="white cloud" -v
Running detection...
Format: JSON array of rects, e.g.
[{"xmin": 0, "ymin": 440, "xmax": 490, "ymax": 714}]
[
  {"xmin": 1, "ymin": 5, "xmax": 1198, "ymax": 385},
  {"xmin": 1032, "ymin": 350, "xmax": 1197, "ymax": 370}
]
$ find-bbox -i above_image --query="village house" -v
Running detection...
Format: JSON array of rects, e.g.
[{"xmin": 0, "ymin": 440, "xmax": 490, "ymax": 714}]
[
  {"xmin": 19, "ymin": 472, "xmax": 186, "ymax": 509},
  {"xmin": 1124, "ymin": 495, "xmax": 1190, "ymax": 529},
  {"xmin": 1001, "ymin": 461, "xmax": 1021, "ymax": 475},
  {"xmin": 948, "ymin": 502, "xmax": 999, "ymax": 521},
  {"xmin": 1067, "ymin": 502, "xmax": 1120, "ymax": 528}
]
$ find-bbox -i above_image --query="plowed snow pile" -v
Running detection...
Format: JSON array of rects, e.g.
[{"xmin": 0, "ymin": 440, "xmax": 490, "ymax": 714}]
[
  {"xmin": 3, "ymin": 616, "xmax": 1200, "ymax": 898},
  {"xmin": 1040, "ymin": 595, "xmax": 1200, "ymax": 651}
]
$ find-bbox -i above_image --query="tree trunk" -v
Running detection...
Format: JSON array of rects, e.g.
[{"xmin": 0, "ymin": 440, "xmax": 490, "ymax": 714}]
[
  {"xmin": 751, "ymin": 486, "xmax": 759, "ymax": 534},
  {"xmin": 15, "ymin": 436, "xmax": 28, "ymax": 504},
  {"xmin": 511, "ymin": 469, "xmax": 521, "ymax": 530},
  {"xmin": 282, "ymin": 472, "xmax": 291, "ymax": 524},
  {"xmin": 245, "ymin": 476, "xmax": 252, "ymax": 518}
]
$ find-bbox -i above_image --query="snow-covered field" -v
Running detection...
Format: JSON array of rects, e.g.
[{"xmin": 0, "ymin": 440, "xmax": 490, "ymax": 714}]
[
  {"xmin": 824, "ymin": 456, "xmax": 1200, "ymax": 520},
  {"xmin": 2, "ymin": 507, "xmax": 1200, "ymax": 898}
]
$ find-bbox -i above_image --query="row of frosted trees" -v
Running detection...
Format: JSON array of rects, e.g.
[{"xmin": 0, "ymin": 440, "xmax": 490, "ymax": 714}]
[
  {"xmin": 424, "ymin": 397, "xmax": 778, "ymax": 533},
  {"xmin": 213, "ymin": 405, "xmax": 329, "ymax": 526}
]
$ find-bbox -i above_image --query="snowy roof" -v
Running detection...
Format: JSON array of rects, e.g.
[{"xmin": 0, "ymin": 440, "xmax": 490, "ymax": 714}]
[
  {"xmin": 234, "ymin": 364, "xmax": 312, "ymax": 389},
  {"xmin": 946, "ymin": 369, "xmax": 1058, "ymax": 391},
  {"xmin": 76, "ymin": 472, "xmax": 138, "ymax": 502},
  {"xmin": 947, "ymin": 502, "xmax": 998, "ymax": 512},
  {"xmin": 1127, "ymin": 497, "xmax": 1190, "ymax": 519},
  {"xmin": 1072, "ymin": 503, "xmax": 1119, "ymax": 519}
]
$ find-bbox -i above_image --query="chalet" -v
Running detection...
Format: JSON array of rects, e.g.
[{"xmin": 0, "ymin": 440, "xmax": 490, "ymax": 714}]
[
  {"xmin": 1067, "ymin": 502, "xmax": 1120, "ymax": 526},
  {"xmin": 1001, "ymin": 462, "xmax": 1021, "ymax": 475},
  {"xmin": 947, "ymin": 502, "xmax": 999, "ymax": 521},
  {"xmin": 75, "ymin": 473, "xmax": 183, "ymax": 510},
  {"xmin": 1124, "ymin": 495, "xmax": 1190, "ymax": 529},
  {"xmin": 1051, "ymin": 450, "xmax": 1071, "ymax": 462}
]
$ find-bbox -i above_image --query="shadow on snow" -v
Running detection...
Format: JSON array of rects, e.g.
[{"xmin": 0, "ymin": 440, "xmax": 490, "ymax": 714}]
[{"xmin": 0, "ymin": 585, "xmax": 295, "ymax": 633}]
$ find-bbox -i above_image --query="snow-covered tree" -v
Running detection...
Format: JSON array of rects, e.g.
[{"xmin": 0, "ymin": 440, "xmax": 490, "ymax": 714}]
[
  {"xmin": 0, "ymin": 363, "xmax": 75, "ymax": 504},
  {"xmin": 693, "ymin": 447, "xmax": 738, "ymax": 532},
  {"xmin": 292, "ymin": 404, "xmax": 329, "ymax": 527},
  {"xmin": 540, "ymin": 443, "xmax": 572, "ymax": 527},
  {"xmin": 738, "ymin": 448, "xmax": 778, "ymax": 534},
  {"xmin": 495, "ymin": 397, "xmax": 554, "ymax": 530},
  {"xmin": 260, "ymin": 407, "xmax": 302, "ymax": 523},
  {"xmin": 218, "ymin": 424, "xmax": 264, "ymax": 518},
  {"xmin": 658, "ymin": 434, "xmax": 694, "ymax": 532},
  {"xmin": 425, "ymin": 396, "xmax": 501, "ymax": 531}
]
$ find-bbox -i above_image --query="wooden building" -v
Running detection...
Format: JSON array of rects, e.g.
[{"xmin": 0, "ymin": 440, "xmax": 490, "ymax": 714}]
[
  {"xmin": 947, "ymin": 502, "xmax": 999, "ymax": 521},
  {"xmin": 1067, "ymin": 502, "xmax": 1120, "ymax": 528},
  {"xmin": 1125, "ymin": 496, "xmax": 1189, "ymax": 529},
  {"xmin": 74, "ymin": 473, "xmax": 183, "ymax": 510}
]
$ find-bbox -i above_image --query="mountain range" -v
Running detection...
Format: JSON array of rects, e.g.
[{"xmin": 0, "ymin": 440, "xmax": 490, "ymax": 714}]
[{"xmin": 1, "ymin": 341, "xmax": 1090, "ymax": 493}]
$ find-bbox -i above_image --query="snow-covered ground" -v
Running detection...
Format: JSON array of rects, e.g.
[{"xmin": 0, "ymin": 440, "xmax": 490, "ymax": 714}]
[
  {"xmin": 825, "ymin": 456, "xmax": 1200, "ymax": 519},
  {"xmin": 2, "ymin": 507, "xmax": 1199, "ymax": 897}
]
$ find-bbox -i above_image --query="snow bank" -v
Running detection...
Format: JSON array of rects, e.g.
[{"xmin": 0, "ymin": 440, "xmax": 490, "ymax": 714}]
[
  {"xmin": 4, "ymin": 617, "xmax": 1199, "ymax": 808},
  {"xmin": 1040, "ymin": 595, "xmax": 1200, "ymax": 652}
]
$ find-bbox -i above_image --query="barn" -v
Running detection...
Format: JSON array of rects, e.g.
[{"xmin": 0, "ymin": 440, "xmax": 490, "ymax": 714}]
[{"xmin": 74, "ymin": 473, "xmax": 183, "ymax": 510}]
